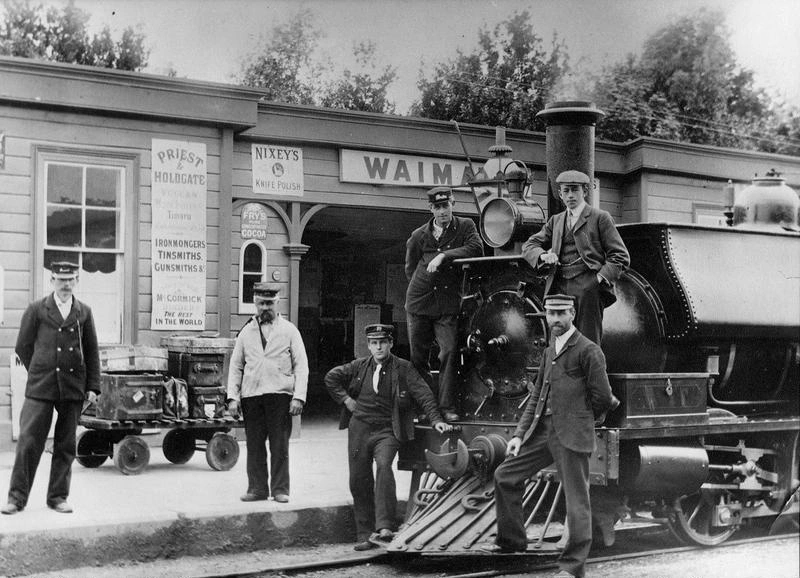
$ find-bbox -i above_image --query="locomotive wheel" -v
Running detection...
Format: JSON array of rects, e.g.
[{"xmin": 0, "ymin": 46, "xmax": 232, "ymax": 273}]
[
  {"xmin": 113, "ymin": 435, "xmax": 151, "ymax": 475},
  {"xmin": 75, "ymin": 430, "xmax": 110, "ymax": 468},
  {"xmin": 206, "ymin": 432, "xmax": 239, "ymax": 471},
  {"xmin": 162, "ymin": 429, "xmax": 196, "ymax": 464},
  {"xmin": 667, "ymin": 490, "xmax": 737, "ymax": 546}
]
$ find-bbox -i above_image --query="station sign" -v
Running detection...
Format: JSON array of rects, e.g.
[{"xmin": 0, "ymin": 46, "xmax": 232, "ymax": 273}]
[{"xmin": 340, "ymin": 149, "xmax": 474, "ymax": 187}]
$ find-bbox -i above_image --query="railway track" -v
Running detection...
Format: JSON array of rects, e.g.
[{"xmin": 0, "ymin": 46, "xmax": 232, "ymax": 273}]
[{"xmin": 209, "ymin": 530, "xmax": 796, "ymax": 578}]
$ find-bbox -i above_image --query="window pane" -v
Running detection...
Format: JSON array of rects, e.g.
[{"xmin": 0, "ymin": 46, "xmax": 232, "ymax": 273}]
[
  {"xmin": 44, "ymin": 249, "xmax": 80, "ymax": 271},
  {"xmin": 85, "ymin": 209, "xmax": 119, "ymax": 249},
  {"xmin": 47, "ymin": 164, "xmax": 82, "ymax": 205},
  {"xmin": 47, "ymin": 206, "xmax": 82, "ymax": 246},
  {"xmin": 86, "ymin": 167, "xmax": 120, "ymax": 207},
  {"xmin": 243, "ymin": 243, "xmax": 263, "ymax": 272},
  {"xmin": 243, "ymin": 273, "xmax": 261, "ymax": 303},
  {"xmin": 83, "ymin": 252, "xmax": 117, "ymax": 274}
]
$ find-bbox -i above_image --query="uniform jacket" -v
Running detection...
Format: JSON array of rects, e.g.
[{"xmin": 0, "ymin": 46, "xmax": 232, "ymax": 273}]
[
  {"xmin": 227, "ymin": 314, "xmax": 309, "ymax": 403},
  {"xmin": 405, "ymin": 215, "xmax": 483, "ymax": 316},
  {"xmin": 521, "ymin": 205, "xmax": 629, "ymax": 307},
  {"xmin": 15, "ymin": 293, "xmax": 100, "ymax": 402},
  {"xmin": 324, "ymin": 353, "xmax": 444, "ymax": 442},
  {"xmin": 514, "ymin": 329, "xmax": 618, "ymax": 454}
]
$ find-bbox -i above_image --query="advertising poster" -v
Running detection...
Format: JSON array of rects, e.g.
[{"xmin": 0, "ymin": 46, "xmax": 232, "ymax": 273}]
[
  {"xmin": 150, "ymin": 139, "xmax": 207, "ymax": 330},
  {"xmin": 252, "ymin": 143, "xmax": 304, "ymax": 196}
]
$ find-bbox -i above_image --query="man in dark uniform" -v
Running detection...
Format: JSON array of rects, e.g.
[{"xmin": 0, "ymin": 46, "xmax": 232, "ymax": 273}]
[
  {"xmin": 405, "ymin": 186, "xmax": 483, "ymax": 421},
  {"xmin": 522, "ymin": 170, "xmax": 629, "ymax": 345},
  {"xmin": 325, "ymin": 324, "xmax": 452, "ymax": 551},
  {"xmin": 484, "ymin": 295, "xmax": 618, "ymax": 578},
  {"xmin": 2, "ymin": 261, "xmax": 100, "ymax": 515}
]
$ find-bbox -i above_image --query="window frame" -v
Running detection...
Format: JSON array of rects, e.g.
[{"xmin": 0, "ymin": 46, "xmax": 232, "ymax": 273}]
[
  {"xmin": 33, "ymin": 145, "xmax": 139, "ymax": 344},
  {"xmin": 238, "ymin": 239, "xmax": 267, "ymax": 315}
]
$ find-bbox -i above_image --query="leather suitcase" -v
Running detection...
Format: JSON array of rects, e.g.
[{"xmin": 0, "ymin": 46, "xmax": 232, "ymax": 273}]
[
  {"xmin": 96, "ymin": 372, "xmax": 164, "ymax": 420},
  {"xmin": 188, "ymin": 386, "xmax": 227, "ymax": 419}
]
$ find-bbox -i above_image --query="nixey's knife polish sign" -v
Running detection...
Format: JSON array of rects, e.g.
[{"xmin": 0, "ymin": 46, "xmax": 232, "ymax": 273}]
[
  {"xmin": 252, "ymin": 144, "xmax": 304, "ymax": 196},
  {"xmin": 340, "ymin": 150, "xmax": 474, "ymax": 187}
]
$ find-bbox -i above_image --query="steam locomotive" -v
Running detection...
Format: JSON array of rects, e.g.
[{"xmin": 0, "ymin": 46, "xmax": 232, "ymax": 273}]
[{"xmin": 389, "ymin": 101, "xmax": 800, "ymax": 554}]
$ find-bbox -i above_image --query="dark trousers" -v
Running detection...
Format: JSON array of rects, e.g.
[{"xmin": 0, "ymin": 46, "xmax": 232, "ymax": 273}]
[
  {"xmin": 407, "ymin": 312, "xmax": 458, "ymax": 411},
  {"xmin": 7, "ymin": 397, "xmax": 82, "ymax": 508},
  {"xmin": 348, "ymin": 416, "xmax": 401, "ymax": 541},
  {"xmin": 552, "ymin": 270, "xmax": 603, "ymax": 345},
  {"xmin": 493, "ymin": 417, "xmax": 592, "ymax": 578},
  {"xmin": 241, "ymin": 393, "xmax": 292, "ymax": 497}
]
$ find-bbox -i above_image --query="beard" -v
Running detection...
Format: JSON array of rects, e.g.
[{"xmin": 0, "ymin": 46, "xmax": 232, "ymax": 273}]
[{"xmin": 259, "ymin": 309, "xmax": 276, "ymax": 324}]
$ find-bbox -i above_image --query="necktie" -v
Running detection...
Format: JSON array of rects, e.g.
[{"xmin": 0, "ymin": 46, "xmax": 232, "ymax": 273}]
[
  {"xmin": 567, "ymin": 211, "xmax": 574, "ymax": 230},
  {"xmin": 373, "ymin": 363, "xmax": 382, "ymax": 393}
]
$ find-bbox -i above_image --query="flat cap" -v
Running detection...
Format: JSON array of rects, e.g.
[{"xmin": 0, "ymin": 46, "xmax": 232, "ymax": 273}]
[
  {"xmin": 556, "ymin": 170, "xmax": 591, "ymax": 185},
  {"xmin": 253, "ymin": 282, "xmax": 280, "ymax": 299},
  {"xmin": 427, "ymin": 187, "xmax": 454, "ymax": 204},
  {"xmin": 365, "ymin": 323, "xmax": 394, "ymax": 339},
  {"xmin": 544, "ymin": 294, "xmax": 576, "ymax": 310},
  {"xmin": 50, "ymin": 261, "xmax": 79, "ymax": 279}
]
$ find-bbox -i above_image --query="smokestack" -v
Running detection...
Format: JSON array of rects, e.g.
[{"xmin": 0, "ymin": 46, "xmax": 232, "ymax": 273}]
[{"xmin": 535, "ymin": 101, "xmax": 604, "ymax": 216}]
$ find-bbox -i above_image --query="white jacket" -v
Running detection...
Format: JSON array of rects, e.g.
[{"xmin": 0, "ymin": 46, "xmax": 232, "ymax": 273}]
[{"xmin": 226, "ymin": 315, "xmax": 309, "ymax": 402}]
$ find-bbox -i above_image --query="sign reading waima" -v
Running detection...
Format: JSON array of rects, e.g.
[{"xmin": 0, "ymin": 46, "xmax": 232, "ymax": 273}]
[
  {"xmin": 252, "ymin": 144, "xmax": 304, "ymax": 196},
  {"xmin": 340, "ymin": 150, "xmax": 474, "ymax": 187}
]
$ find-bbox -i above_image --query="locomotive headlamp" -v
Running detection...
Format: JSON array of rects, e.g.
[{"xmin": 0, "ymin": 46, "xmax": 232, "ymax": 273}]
[
  {"xmin": 467, "ymin": 128, "xmax": 544, "ymax": 249},
  {"xmin": 480, "ymin": 197, "xmax": 545, "ymax": 248}
]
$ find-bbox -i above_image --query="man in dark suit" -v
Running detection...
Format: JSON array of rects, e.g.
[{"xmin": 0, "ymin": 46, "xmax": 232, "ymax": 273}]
[
  {"xmin": 522, "ymin": 170, "xmax": 629, "ymax": 344},
  {"xmin": 484, "ymin": 295, "xmax": 618, "ymax": 578},
  {"xmin": 405, "ymin": 186, "xmax": 484, "ymax": 421},
  {"xmin": 325, "ymin": 324, "xmax": 452, "ymax": 551},
  {"xmin": 2, "ymin": 261, "xmax": 100, "ymax": 515}
]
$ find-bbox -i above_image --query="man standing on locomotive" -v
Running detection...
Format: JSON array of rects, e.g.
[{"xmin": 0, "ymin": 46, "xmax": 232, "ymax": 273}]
[
  {"xmin": 484, "ymin": 294, "xmax": 618, "ymax": 578},
  {"xmin": 325, "ymin": 323, "xmax": 452, "ymax": 551},
  {"xmin": 2, "ymin": 261, "xmax": 100, "ymax": 515},
  {"xmin": 226, "ymin": 283, "xmax": 308, "ymax": 504},
  {"xmin": 405, "ymin": 186, "xmax": 483, "ymax": 422},
  {"xmin": 522, "ymin": 170, "xmax": 629, "ymax": 345}
]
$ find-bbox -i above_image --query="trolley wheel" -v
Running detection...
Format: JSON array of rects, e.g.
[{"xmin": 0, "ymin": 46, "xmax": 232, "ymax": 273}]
[
  {"xmin": 113, "ymin": 435, "xmax": 151, "ymax": 475},
  {"xmin": 162, "ymin": 429, "xmax": 196, "ymax": 464},
  {"xmin": 667, "ymin": 490, "xmax": 737, "ymax": 546},
  {"xmin": 76, "ymin": 430, "xmax": 110, "ymax": 468},
  {"xmin": 206, "ymin": 432, "xmax": 239, "ymax": 471}
]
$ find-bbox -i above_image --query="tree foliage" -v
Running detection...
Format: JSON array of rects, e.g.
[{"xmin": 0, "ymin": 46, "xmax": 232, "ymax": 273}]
[
  {"xmin": 0, "ymin": 0, "xmax": 148, "ymax": 70},
  {"xmin": 318, "ymin": 41, "xmax": 397, "ymax": 113},
  {"xmin": 237, "ymin": 8, "xmax": 319, "ymax": 105},
  {"xmin": 237, "ymin": 10, "xmax": 397, "ymax": 113},
  {"xmin": 592, "ymin": 8, "xmax": 799, "ymax": 155},
  {"xmin": 410, "ymin": 10, "xmax": 569, "ymax": 130}
]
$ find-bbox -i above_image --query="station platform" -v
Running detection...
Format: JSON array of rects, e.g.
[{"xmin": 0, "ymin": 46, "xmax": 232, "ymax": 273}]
[{"xmin": 0, "ymin": 416, "xmax": 406, "ymax": 577}]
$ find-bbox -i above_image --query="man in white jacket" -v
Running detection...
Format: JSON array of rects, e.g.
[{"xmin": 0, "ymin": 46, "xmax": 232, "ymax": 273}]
[{"xmin": 227, "ymin": 283, "xmax": 308, "ymax": 503}]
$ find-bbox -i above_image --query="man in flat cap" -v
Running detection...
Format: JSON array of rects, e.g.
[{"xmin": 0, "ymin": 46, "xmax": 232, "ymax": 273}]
[
  {"xmin": 484, "ymin": 294, "xmax": 618, "ymax": 578},
  {"xmin": 405, "ymin": 186, "xmax": 483, "ymax": 422},
  {"xmin": 325, "ymin": 323, "xmax": 452, "ymax": 551},
  {"xmin": 227, "ymin": 282, "xmax": 308, "ymax": 504},
  {"xmin": 522, "ymin": 170, "xmax": 629, "ymax": 345},
  {"xmin": 2, "ymin": 261, "xmax": 100, "ymax": 515}
]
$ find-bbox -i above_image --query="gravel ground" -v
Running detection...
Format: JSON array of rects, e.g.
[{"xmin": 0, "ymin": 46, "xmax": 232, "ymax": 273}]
[{"xmin": 18, "ymin": 535, "xmax": 798, "ymax": 578}]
